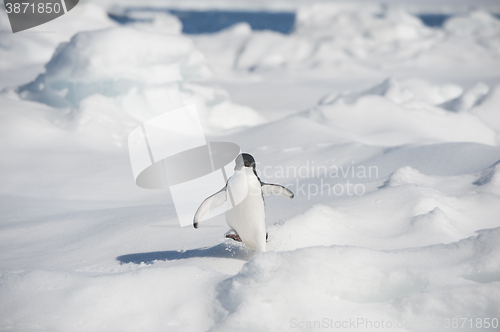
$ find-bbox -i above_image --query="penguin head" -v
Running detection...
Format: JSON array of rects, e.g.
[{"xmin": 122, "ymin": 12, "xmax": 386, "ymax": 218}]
[{"xmin": 234, "ymin": 153, "xmax": 256, "ymax": 171}]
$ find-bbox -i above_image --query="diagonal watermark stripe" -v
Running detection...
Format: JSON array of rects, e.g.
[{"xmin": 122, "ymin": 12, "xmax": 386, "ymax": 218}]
[{"xmin": 128, "ymin": 105, "xmax": 248, "ymax": 227}]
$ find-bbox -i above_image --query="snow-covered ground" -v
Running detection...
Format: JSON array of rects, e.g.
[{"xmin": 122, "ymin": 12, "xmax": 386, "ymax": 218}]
[{"xmin": 1, "ymin": 1, "xmax": 500, "ymax": 331}]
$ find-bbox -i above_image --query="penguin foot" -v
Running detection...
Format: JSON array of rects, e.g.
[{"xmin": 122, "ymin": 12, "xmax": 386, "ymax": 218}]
[
  {"xmin": 225, "ymin": 229, "xmax": 242, "ymax": 242},
  {"xmin": 224, "ymin": 230, "xmax": 268, "ymax": 243},
  {"xmin": 225, "ymin": 233, "xmax": 242, "ymax": 242}
]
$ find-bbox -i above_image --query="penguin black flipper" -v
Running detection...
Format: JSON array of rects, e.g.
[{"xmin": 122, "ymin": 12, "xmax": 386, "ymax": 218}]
[
  {"xmin": 193, "ymin": 185, "xmax": 227, "ymax": 229},
  {"xmin": 261, "ymin": 183, "xmax": 294, "ymax": 199}
]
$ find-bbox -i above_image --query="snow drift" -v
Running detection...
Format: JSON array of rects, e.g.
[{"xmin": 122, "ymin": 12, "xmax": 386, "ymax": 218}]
[
  {"xmin": 313, "ymin": 78, "xmax": 498, "ymax": 146},
  {"xmin": 16, "ymin": 19, "xmax": 265, "ymax": 142},
  {"xmin": 1, "ymin": 1, "xmax": 500, "ymax": 331},
  {"xmin": 193, "ymin": 5, "xmax": 500, "ymax": 77}
]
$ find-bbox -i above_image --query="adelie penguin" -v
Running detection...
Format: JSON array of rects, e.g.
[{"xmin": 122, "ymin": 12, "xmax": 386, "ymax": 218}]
[{"xmin": 193, "ymin": 153, "xmax": 294, "ymax": 252}]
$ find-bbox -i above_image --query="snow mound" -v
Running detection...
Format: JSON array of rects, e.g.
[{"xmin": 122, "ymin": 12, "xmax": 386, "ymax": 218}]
[
  {"xmin": 0, "ymin": 3, "xmax": 117, "ymax": 72},
  {"xmin": 409, "ymin": 207, "xmax": 461, "ymax": 239},
  {"xmin": 319, "ymin": 78, "xmax": 414, "ymax": 105},
  {"xmin": 314, "ymin": 79, "xmax": 497, "ymax": 146},
  {"xmin": 416, "ymin": 10, "xmax": 500, "ymax": 70},
  {"xmin": 193, "ymin": 5, "xmax": 500, "ymax": 76},
  {"xmin": 473, "ymin": 160, "xmax": 500, "ymax": 195},
  {"xmin": 19, "ymin": 26, "xmax": 211, "ymax": 107},
  {"xmin": 385, "ymin": 166, "xmax": 435, "ymax": 187},
  {"xmin": 440, "ymin": 82, "xmax": 490, "ymax": 112},
  {"xmin": 0, "ymin": 266, "xmax": 225, "ymax": 331},
  {"xmin": 214, "ymin": 228, "xmax": 500, "ymax": 330},
  {"xmin": 235, "ymin": 30, "xmax": 314, "ymax": 71},
  {"xmin": 207, "ymin": 101, "xmax": 266, "ymax": 130},
  {"xmin": 258, "ymin": 140, "xmax": 500, "ymax": 253},
  {"xmin": 391, "ymin": 144, "xmax": 500, "ymax": 176},
  {"xmin": 16, "ymin": 24, "xmax": 265, "ymax": 138},
  {"xmin": 190, "ymin": 22, "xmax": 253, "ymax": 74},
  {"xmin": 296, "ymin": 4, "xmax": 433, "ymax": 43},
  {"xmin": 445, "ymin": 10, "xmax": 500, "ymax": 42},
  {"xmin": 267, "ymin": 182, "xmax": 497, "ymax": 251},
  {"xmin": 397, "ymin": 79, "xmax": 464, "ymax": 105},
  {"xmin": 319, "ymin": 78, "xmax": 466, "ymax": 106},
  {"xmin": 238, "ymin": 5, "xmax": 438, "ymax": 71},
  {"xmin": 471, "ymin": 85, "xmax": 500, "ymax": 145},
  {"xmin": 193, "ymin": 4, "xmax": 443, "ymax": 73}
]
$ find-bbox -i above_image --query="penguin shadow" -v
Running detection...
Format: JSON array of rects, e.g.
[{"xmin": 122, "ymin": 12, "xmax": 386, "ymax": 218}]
[{"xmin": 116, "ymin": 242, "xmax": 253, "ymax": 265}]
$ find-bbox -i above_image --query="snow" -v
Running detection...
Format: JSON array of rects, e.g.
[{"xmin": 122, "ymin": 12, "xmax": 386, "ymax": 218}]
[
  {"xmin": 217, "ymin": 228, "xmax": 500, "ymax": 331},
  {"xmin": 16, "ymin": 18, "xmax": 266, "ymax": 138},
  {"xmin": 314, "ymin": 78, "xmax": 497, "ymax": 146},
  {"xmin": 97, "ymin": 0, "xmax": 500, "ymax": 15},
  {"xmin": 0, "ymin": 3, "xmax": 117, "ymax": 77},
  {"xmin": 192, "ymin": 6, "xmax": 500, "ymax": 82},
  {"xmin": 1, "ymin": 1, "xmax": 500, "ymax": 331}
]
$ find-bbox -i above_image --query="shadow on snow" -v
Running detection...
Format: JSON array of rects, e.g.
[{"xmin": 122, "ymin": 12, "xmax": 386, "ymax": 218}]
[{"xmin": 116, "ymin": 243, "xmax": 252, "ymax": 264}]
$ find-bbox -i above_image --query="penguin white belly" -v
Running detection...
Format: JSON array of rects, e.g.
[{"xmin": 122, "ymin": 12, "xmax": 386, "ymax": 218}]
[{"xmin": 225, "ymin": 168, "xmax": 266, "ymax": 252}]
